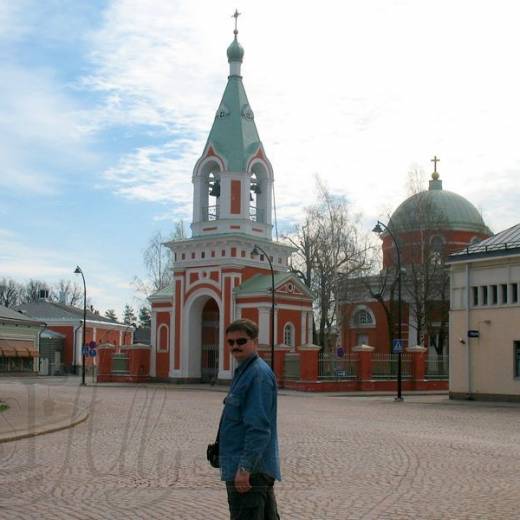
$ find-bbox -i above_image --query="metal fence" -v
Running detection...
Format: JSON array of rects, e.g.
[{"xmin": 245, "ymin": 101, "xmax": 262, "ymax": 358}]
[
  {"xmin": 372, "ymin": 353, "xmax": 412, "ymax": 379},
  {"xmin": 318, "ymin": 352, "xmax": 358, "ymax": 380},
  {"xmin": 425, "ymin": 355, "xmax": 449, "ymax": 379}
]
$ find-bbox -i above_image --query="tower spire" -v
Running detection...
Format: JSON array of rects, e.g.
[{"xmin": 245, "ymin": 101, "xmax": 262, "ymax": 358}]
[{"xmin": 227, "ymin": 10, "xmax": 244, "ymax": 76}]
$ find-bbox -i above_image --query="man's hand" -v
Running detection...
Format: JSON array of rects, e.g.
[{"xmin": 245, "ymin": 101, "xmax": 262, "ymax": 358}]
[{"xmin": 234, "ymin": 468, "xmax": 251, "ymax": 493}]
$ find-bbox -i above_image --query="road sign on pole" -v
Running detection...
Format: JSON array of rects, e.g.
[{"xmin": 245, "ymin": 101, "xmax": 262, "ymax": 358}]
[
  {"xmin": 82, "ymin": 345, "xmax": 89, "ymax": 356},
  {"xmin": 392, "ymin": 339, "xmax": 403, "ymax": 353}
]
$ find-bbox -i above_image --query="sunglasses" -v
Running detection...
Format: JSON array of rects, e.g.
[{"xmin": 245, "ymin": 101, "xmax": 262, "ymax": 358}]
[{"xmin": 227, "ymin": 337, "xmax": 249, "ymax": 347}]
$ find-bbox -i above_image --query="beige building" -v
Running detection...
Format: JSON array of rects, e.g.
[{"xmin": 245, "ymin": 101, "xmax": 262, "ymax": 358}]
[{"xmin": 448, "ymin": 224, "xmax": 520, "ymax": 401}]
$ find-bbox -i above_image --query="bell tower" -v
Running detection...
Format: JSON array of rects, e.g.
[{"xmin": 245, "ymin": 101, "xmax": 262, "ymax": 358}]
[{"xmin": 191, "ymin": 17, "xmax": 274, "ymax": 240}]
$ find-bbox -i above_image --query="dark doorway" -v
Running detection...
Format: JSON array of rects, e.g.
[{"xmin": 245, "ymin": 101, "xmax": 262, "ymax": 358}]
[{"xmin": 201, "ymin": 299, "xmax": 219, "ymax": 383}]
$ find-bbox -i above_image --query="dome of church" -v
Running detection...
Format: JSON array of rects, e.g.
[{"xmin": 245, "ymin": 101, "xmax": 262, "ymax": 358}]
[
  {"xmin": 227, "ymin": 37, "xmax": 244, "ymax": 63},
  {"xmin": 389, "ymin": 173, "xmax": 491, "ymax": 235}
]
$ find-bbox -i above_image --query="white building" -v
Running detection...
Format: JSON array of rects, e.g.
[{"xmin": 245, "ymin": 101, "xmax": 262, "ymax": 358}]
[{"xmin": 448, "ymin": 223, "xmax": 520, "ymax": 401}]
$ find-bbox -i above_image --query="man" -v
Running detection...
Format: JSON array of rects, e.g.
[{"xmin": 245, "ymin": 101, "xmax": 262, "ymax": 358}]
[{"xmin": 219, "ymin": 318, "xmax": 281, "ymax": 520}]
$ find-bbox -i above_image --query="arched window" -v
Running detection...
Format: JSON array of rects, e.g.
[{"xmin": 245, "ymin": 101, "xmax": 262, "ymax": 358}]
[
  {"xmin": 157, "ymin": 324, "xmax": 169, "ymax": 352},
  {"xmin": 283, "ymin": 323, "xmax": 295, "ymax": 348},
  {"xmin": 351, "ymin": 308, "xmax": 375, "ymax": 328}
]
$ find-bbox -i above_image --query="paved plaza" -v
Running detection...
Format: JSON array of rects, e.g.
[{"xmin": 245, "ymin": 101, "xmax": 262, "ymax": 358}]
[{"xmin": 0, "ymin": 379, "xmax": 519, "ymax": 519}]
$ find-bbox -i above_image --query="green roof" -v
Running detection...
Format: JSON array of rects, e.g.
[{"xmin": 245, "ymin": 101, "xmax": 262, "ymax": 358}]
[
  {"xmin": 205, "ymin": 39, "xmax": 262, "ymax": 172},
  {"xmin": 235, "ymin": 273, "xmax": 313, "ymax": 298},
  {"xmin": 149, "ymin": 286, "xmax": 174, "ymax": 300},
  {"xmin": 389, "ymin": 176, "xmax": 491, "ymax": 235}
]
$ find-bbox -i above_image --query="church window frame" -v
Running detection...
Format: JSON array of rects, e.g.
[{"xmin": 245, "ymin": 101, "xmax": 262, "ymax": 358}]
[
  {"xmin": 283, "ymin": 322, "xmax": 295, "ymax": 349},
  {"xmin": 350, "ymin": 306, "xmax": 376, "ymax": 328},
  {"xmin": 157, "ymin": 324, "xmax": 169, "ymax": 353}
]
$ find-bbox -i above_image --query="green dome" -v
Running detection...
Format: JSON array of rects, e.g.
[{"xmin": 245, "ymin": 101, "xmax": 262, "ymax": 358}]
[
  {"xmin": 227, "ymin": 38, "xmax": 244, "ymax": 63},
  {"xmin": 389, "ymin": 176, "xmax": 491, "ymax": 235}
]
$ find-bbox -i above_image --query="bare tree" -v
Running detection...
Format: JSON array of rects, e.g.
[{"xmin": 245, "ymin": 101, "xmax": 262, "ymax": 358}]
[
  {"xmin": 0, "ymin": 278, "xmax": 23, "ymax": 308},
  {"xmin": 53, "ymin": 280, "xmax": 82, "ymax": 306},
  {"xmin": 285, "ymin": 178, "xmax": 372, "ymax": 347},
  {"xmin": 105, "ymin": 309, "xmax": 118, "ymax": 321},
  {"xmin": 133, "ymin": 220, "xmax": 187, "ymax": 298}
]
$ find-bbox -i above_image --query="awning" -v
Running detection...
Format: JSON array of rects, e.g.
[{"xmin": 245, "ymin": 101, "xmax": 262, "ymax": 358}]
[{"xmin": 0, "ymin": 339, "xmax": 39, "ymax": 357}]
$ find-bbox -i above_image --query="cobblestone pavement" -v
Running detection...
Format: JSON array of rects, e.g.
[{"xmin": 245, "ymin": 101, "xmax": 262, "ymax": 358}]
[{"xmin": 0, "ymin": 379, "xmax": 519, "ymax": 519}]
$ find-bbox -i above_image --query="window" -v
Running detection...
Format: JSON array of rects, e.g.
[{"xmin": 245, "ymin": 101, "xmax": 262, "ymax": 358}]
[
  {"xmin": 482, "ymin": 286, "xmax": 488, "ymax": 305},
  {"xmin": 515, "ymin": 342, "xmax": 520, "ymax": 379},
  {"xmin": 501, "ymin": 284, "xmax": 508, "ymax": 304},
  {"xmin": 472, "ymin": 287, "xmax": 479, "ymax": 306},
  {"xmin": 201, "ymin": 251, "xmax": 205, "ymax": 259},
  {"xmin": 491, "ymin": 285, "xmax": 498, "ymax": 305},
  {"xmin": 284, "ymin": 323, "xmax": 295, "ymax": 348},
  {"xmin": 353, "ymin": 309, "xmax": 374, "ymax": 327},
  {"xmin": 512, "ymin": 283, "xmax": 518, "ymax": 304}
]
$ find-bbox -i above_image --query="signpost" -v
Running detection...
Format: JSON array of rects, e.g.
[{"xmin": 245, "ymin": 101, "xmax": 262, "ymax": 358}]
[{"xmin": 336, "ymin": 346, "xmax": 345, "ymax": 358}]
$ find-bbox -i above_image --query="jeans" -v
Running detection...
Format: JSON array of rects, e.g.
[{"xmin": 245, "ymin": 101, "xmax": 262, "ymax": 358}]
[{"xmin": 226, "ymin": 473, "xmax": 280, "ymax": 520}]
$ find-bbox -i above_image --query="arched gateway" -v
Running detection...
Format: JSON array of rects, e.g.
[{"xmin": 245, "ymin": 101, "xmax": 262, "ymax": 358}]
[{"xmin": 148, "ymin": 23, "xmax": 313, "ymax": 383}]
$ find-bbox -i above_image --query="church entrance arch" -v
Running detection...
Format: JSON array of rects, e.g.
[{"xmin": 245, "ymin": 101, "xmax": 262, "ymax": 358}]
[{"xmin": 183, "ymin": 290, "xmax": 222, "ymax": 382}]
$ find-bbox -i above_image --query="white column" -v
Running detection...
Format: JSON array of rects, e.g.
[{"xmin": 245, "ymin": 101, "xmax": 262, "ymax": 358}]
[
  {"xmin": 150, "ymin": 310, "xmax": 157, "ymax": 377},
  {"xmin": 307, "ymin": 311, "xmax": 313, "ymax": 344},
  {"xmin": 300, "ymin": 312, "xmax": 306, "ymax": 345},
  {"xmin": 168, "ymin": 308, "xmax": 175, "ymax": 378},
  {"xmin": 258, "ymin": 308, "xmax": 270, "ymax": 344}
]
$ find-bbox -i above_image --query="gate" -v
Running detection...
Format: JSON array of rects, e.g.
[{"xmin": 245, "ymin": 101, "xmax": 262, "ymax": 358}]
[{"xmin": 201, "ymin": 343, "xmax": 218, "ymax": 383}]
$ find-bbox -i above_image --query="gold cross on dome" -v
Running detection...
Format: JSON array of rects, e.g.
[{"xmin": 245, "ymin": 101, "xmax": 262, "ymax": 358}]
[
  {"xmin": 232, "ymin": 9, "xmax": 241, "ymax": 34},
  {"xmin": 431, "ymin": 155, "xmax": 440, "ymax": 173}
]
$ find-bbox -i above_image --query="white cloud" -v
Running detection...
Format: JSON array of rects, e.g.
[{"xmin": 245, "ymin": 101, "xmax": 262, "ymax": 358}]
[{"xmin": 81, "ymin": 0, "xmax": 520, "ymax": 232}]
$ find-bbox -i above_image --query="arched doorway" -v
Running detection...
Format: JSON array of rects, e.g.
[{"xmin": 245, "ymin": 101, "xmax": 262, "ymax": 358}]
[{"xmin": 201, "ymin": 298, "xmax": 219, "ymax": 383}]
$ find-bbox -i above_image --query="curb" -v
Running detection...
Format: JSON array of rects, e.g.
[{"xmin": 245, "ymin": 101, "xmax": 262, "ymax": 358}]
[{"xmin": 0, "ymin": 405, "xmax": 89, "ymax": 444}]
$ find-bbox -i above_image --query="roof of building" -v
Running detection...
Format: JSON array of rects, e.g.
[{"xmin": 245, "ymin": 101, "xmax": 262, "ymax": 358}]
[
  {"xmin": 15, "ymin": 301, "xmax": 128, "ymax": 326},
  {"xmin": 389, "ymin": 173, "xmax": 491, "ymax": 236},
  {"xmin": 0, "ymin": 305, "xmax": 45, "ymax": 326},
  {"xmin": 235, "ymin": 273, "xmax": 313, "ymax": 298},
  {"xmin": 449, "ymin": 223, "xmax": 520, "ymax": 262},
  {"xmin": 148, "ymin": 285, "xmax": 174, "ymax": 301},
  {"xmin": 203, "ymin": 36, "xmax": 263, "ymax": 172}
]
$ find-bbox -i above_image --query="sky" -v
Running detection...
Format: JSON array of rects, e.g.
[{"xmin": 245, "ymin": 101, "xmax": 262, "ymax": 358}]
[{"xmin": 1, "ymin": 0, "xmax": 519, "ymax": 317}]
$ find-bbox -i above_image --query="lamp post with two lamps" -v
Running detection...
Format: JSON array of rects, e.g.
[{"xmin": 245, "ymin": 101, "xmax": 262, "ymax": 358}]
[
  {"xmin": 372, "ymin": 221, "xmax": 404, "ymax": 401},
  {"xmin": 74, "ymin": 266, "xmax": 87, "ymax": 386},
  {"xmin": 251, "ymin": 245, "xmax": 275, "ymax": 374}
]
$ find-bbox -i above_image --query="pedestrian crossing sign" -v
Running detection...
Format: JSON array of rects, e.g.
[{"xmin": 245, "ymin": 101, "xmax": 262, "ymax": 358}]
[{"xmin": 392, "ymin": 339, "xmax": 403, "ymax": 353}]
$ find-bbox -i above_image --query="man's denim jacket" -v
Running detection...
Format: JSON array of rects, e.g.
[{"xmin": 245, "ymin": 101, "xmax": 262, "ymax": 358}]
[{"xmin": 219, "ymin": 354, "xmax": 281, "ymax": 482}]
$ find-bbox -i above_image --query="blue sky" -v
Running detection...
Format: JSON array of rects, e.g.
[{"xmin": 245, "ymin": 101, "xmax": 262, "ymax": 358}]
[{"xmin": 1, "ymin": 0, "xmax": 520, "ymax": 315}]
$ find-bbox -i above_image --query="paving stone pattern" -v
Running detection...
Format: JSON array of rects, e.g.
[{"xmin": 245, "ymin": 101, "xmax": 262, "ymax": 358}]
[{"xmin": 0, "ymin": 381, "xmax": 519, "ymax": 519}]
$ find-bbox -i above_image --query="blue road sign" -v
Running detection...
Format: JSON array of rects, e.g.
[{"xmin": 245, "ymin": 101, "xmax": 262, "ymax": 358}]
[
  {"xmin": 89, "ymin": 348, "xmax": 96, "ymax": 357},
  {"xmin": 468, "ymin": 330, "xmax": 480, "ymax": 338},
  {"xmin": 336, "ymin": 347, "xmax": 345, "ymax": 358},
  {"xmin": 82, "ymin": 346, "xmax": 89, "ymax": 356},
  {"xmin": 392, "ymin": 339, "xmax": 404, "ymax": 353}
]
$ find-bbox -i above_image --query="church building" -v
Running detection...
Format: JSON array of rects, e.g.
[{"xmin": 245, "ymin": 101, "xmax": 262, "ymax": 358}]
[
  {"xmin": 149, "ymin": 22, "xmax": 313, "ymax": 382},
  {"xmin": 339, "ymin": 160, "xmax": 492, "ymax": 359}
]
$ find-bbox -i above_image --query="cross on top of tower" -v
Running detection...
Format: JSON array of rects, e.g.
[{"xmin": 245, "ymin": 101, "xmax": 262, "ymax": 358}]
[
  {"xmin": 431, "ymin": 155, "xmax": 440, "ymax": 180},
  {"xmin": 232, "ymin": 9, "xmax": 241, "ymax": 37}
]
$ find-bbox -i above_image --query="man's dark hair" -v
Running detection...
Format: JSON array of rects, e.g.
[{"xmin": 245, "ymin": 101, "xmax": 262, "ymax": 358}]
[{"xmin": 225, "ymin": 318, "xmax": 258, "ymax": 339}]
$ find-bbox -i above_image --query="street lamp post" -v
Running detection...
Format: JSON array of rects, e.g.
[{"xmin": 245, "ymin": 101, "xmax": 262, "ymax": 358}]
[
  {"xmin": 251, "ymin": 245, "xmax": 275, "ymax": 374},
  {"xmin": 74, "ymin": 266, "xmax": 87, "ymax": 386},
  {"xmin": 372, "ymin": 221, "xmax": 403, "ymax": 401}
]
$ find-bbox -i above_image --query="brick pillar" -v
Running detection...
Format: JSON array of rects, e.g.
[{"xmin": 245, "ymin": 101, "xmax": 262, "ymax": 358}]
[
  {"xmin": 96, "ymin": 343, "xmax": 115, "ymax": 382},
  {"xmin": 407, "ymin": 345, "xmax": 427, "ymax": 390},
  {"xmin": 127, "ymin": 344, "xmax": 151, "ymax": 383},
  {"xmin": 297, "ymin": 343, "xmax": 321, "ymax": 382},
  {"xmin": 352, "ymin": 344, "xmax": 375, "ymax": 391},
  {"xmin": 257, "ymin": 344, "xmax": 291, "ymax": 384}
]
